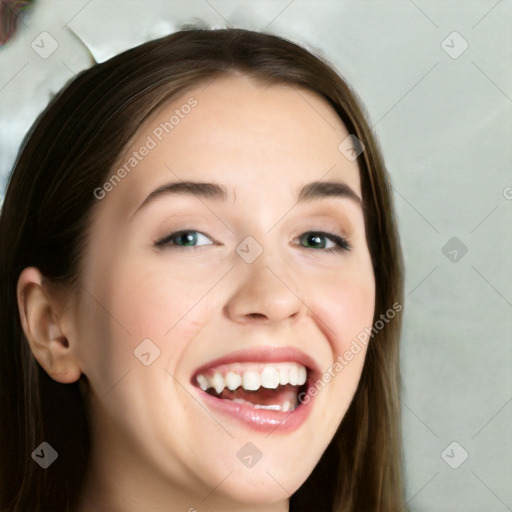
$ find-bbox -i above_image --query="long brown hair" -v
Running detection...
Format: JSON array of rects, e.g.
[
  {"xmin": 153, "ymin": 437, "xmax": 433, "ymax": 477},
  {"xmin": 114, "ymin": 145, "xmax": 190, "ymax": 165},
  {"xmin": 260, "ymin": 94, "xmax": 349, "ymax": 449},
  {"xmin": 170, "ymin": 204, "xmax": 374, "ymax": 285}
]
[{"xmin": 0, "ymin": 28, "xmax": 405, "ymax": 512}]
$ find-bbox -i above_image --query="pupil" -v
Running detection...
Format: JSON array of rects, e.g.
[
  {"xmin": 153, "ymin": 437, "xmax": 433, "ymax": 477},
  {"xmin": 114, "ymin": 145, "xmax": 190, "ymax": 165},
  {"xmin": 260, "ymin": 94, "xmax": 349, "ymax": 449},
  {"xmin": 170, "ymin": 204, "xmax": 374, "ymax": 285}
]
[
  {"xmin": 306, "ymin": 233, "xmax": 325, "ymax": 249},
  {"xmin": 179, "ymin": 232, "xmax": 196, "ymax": 246}
]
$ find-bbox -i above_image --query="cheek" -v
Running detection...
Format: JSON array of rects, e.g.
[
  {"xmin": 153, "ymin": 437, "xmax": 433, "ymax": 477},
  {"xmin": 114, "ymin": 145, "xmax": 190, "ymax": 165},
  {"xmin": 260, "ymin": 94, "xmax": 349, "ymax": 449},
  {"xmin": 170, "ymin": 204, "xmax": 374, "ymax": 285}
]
[
  {"xmin": 336, "ymin": 280, "xmax": 375, "ymax": 344},
  {"xmin": 311, "ymin": 260, "xmax": 375, "ymax": 355},
  {"xmin": 74, "ymin": 258, "xmax": 219, "ymax": 426},
  {"xmin": 296, "ymin": 260, "xmax": 375, "ymax": 441},
  {"xmin": 103, "ymin": 258, "xmax": 223, "ymax": 365},
  {"xmin": 104, "ymin": 254, "xmax": 190, "ymax": 327}
]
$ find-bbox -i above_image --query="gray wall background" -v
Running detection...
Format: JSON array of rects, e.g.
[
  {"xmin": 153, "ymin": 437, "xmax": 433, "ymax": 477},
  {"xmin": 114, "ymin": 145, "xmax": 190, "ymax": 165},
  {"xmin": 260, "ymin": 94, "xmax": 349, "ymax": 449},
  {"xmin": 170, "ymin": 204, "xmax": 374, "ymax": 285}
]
[{"xmin": 1, "ymin": 1, "xmax": 511, "ymax": 510}]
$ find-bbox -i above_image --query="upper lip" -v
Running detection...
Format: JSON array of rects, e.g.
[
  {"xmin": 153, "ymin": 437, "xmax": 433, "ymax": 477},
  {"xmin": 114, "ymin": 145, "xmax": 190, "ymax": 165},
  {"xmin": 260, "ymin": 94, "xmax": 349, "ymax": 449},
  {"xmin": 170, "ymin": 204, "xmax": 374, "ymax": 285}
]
[{"xmin": 191, "ymin": 345, "xmax": 321, "ymax": 380}]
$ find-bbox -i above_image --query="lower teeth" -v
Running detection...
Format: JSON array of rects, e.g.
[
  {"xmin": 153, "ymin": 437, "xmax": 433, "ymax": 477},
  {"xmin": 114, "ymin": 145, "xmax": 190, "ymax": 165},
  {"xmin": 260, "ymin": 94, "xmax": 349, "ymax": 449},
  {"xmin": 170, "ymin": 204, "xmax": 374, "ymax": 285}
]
[{"xmin": 231, "ymin": 398, "xmax": 297, "ymax": 412}]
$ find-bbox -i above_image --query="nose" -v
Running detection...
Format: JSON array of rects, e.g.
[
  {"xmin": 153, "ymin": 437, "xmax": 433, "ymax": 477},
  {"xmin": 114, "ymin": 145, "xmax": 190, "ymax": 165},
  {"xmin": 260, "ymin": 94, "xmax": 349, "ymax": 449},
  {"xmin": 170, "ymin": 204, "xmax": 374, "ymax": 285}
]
[{"xmin": 224, "ymin": 245, "xmax": 305, "ymax": 324}]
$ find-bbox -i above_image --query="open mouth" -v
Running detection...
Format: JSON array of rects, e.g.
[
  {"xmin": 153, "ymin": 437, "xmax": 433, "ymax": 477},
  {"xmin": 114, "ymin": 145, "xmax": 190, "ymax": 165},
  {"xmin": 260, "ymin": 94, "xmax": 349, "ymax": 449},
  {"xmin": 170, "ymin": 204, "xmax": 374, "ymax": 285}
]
[{"xmin": 193, "ymin": 362, "xmax": 309, "ymax": 413}]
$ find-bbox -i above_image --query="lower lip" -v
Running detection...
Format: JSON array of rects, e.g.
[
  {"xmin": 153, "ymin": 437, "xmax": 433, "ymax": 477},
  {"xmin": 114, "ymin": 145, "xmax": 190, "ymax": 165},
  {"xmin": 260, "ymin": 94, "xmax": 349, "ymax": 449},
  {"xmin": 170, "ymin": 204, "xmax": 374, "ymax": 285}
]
[{"xmin": 194, "ymin": 386, "xmax": 314, "ymax": 433}]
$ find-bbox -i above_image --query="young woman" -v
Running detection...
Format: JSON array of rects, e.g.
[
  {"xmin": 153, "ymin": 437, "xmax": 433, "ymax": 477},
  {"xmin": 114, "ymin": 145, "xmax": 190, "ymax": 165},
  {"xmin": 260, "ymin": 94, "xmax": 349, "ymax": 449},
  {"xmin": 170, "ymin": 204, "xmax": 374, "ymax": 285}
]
[{"xmin": 0, "ymin": 28, "xmax": 405, "ymax": 512}]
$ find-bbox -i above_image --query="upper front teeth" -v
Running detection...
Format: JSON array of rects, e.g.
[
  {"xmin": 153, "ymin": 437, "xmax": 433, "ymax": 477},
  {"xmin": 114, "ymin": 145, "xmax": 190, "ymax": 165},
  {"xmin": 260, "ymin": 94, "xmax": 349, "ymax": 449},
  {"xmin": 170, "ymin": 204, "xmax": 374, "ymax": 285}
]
[
  {"xmin": 243, "ymin": 371, "xmax": 260, "ymax": 391},
  {"xmin": 226, "ymin": 372, "xmax": 242, "ymax": 390},
  {"xmin": 261, "ymin": 366, "xmax": 280, "ymax": 389},
  {"xmin": 196, "ymin": 362, "xmax": 307, "ymax": 393}
]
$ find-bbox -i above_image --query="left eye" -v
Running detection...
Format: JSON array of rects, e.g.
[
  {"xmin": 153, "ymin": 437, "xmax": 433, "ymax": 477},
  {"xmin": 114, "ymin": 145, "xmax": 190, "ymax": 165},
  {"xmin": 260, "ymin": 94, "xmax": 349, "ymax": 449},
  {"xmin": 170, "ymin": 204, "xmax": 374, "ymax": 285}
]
[
  {"xmin": 298, "ymin": 231, "xmax": 350, "ymax": 252},
  {"xmin": 154, "ymin": 230, "xmax": 350, "ymax": 252}
]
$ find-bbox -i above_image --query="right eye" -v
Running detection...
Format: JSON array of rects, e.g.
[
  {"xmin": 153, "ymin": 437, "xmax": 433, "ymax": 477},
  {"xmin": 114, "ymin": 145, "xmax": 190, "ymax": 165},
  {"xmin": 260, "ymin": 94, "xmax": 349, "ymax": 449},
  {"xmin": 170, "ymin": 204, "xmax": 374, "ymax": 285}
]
[{"xmin": 154, "ymin": 230, "xmax": 214, "ymax": 249}]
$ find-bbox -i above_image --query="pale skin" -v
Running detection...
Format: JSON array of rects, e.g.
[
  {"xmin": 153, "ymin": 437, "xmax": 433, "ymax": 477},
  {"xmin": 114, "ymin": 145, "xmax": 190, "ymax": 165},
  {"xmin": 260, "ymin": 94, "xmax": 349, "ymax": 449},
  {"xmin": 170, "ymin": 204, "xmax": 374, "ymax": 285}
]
[{"xmin": 17, "ymin": 74, "xmax": 375, "ymax": 512}]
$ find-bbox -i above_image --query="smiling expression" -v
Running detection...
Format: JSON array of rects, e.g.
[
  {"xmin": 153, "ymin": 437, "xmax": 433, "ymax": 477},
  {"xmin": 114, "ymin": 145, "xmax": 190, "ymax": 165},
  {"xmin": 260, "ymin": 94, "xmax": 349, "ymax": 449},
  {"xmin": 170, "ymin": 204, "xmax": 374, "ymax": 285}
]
[{"xmin": 71, "ymin": 73, "xmax": 376, "ymax": 509}]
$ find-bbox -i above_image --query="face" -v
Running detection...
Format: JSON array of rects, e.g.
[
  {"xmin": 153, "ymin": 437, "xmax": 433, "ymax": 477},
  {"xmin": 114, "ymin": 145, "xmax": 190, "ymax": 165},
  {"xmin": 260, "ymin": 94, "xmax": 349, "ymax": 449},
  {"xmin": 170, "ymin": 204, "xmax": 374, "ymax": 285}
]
[{"xmin": 70, "ymin": 74, "xmax": 375, "ymax": 510}]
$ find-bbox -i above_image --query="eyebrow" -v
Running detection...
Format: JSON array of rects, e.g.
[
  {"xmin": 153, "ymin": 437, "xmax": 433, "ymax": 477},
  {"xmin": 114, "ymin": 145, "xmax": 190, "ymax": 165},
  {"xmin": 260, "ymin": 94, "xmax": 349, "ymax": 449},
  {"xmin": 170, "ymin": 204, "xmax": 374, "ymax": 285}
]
[{"xmin": 132, "ymin": 179, "xmax": 362, "ymax": 217}]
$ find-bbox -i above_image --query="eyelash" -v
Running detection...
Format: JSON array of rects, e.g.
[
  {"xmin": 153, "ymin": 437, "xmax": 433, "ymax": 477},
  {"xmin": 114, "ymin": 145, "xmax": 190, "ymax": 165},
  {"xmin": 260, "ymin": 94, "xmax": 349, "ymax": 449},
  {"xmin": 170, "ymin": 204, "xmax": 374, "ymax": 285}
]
[{"xmin": 154, "ymin": 229, "xmax": 351, "ymax": 253}]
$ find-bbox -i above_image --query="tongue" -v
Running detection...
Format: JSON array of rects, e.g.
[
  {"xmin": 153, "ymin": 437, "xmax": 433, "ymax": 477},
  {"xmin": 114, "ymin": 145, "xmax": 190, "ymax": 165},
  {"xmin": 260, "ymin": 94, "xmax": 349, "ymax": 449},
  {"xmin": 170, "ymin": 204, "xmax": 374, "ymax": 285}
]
[{"xmin": 218, "ymin": 384, "xmax": 299, "ymax": 407}]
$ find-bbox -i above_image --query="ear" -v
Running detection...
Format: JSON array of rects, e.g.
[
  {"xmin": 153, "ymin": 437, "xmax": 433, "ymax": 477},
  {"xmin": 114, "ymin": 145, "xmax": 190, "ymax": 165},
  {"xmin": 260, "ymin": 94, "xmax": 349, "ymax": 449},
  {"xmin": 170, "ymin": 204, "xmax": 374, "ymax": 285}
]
[{"xmin": 17, "ymin": 267, "xmax": 82, "ymax": 384}]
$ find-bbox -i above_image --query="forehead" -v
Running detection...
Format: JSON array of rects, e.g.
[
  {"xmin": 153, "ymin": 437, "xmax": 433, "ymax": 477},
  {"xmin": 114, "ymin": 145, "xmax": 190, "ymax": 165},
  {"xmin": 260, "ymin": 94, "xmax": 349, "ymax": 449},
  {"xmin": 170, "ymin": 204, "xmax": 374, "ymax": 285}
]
[{"xmin": 98, "ymin": 74, "xmax": 361, "ymax": 217}]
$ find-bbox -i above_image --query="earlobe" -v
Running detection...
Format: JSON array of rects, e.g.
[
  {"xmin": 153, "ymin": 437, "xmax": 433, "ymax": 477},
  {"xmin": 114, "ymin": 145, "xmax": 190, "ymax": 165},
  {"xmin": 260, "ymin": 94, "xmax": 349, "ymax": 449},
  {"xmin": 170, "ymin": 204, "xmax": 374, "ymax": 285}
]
[{"xmin": 17, "ymin": 267, "xmax": 82, "ymax": 384}]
